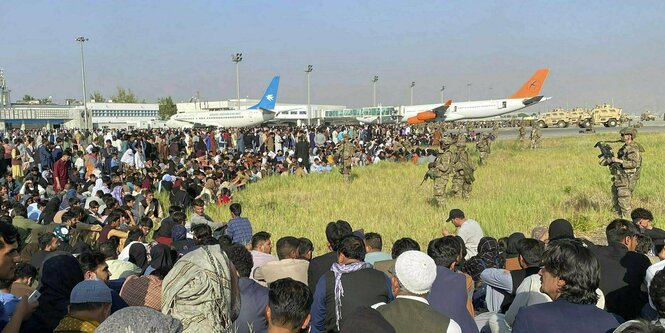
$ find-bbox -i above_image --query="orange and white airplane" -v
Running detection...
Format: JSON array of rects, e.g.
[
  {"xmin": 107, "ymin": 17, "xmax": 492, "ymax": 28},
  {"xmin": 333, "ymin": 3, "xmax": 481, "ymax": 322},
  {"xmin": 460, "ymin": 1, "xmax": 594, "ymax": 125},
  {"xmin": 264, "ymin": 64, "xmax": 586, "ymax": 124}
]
[{"xmin": 404, "ymin": 68, "xmax": 550, "ymax": 124}]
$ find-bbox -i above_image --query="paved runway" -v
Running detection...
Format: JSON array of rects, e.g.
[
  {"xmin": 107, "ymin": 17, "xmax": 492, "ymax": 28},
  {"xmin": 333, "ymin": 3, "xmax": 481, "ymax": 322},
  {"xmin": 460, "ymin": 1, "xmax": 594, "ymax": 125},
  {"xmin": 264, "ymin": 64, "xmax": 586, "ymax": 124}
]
[{"xmin": 487, "ymin": 120, "xmax": 665, "ymax": 140}]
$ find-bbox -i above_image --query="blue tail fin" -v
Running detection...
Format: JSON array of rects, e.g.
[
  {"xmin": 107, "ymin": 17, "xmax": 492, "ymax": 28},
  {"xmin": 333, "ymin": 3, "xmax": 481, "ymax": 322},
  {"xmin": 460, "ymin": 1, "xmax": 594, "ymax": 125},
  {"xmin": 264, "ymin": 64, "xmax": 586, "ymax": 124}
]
[{"xmin": 248, "ymin": 76, "xmax": 280, "ymax": 110}]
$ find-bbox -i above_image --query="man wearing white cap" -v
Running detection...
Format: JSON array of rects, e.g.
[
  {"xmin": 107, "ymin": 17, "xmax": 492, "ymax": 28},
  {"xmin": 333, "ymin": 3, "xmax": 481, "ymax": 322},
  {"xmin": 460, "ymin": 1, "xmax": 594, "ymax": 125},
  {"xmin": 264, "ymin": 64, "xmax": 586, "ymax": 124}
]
[{"xmin": 375, "ymin": 250, "xmax": 461, "ymax": 333}]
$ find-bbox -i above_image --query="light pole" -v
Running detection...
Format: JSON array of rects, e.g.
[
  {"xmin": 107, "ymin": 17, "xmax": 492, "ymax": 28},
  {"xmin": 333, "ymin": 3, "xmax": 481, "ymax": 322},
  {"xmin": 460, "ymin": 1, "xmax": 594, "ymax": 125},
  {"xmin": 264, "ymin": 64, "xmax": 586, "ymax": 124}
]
[
  {"xmin": 410, "ymin": 81, "xmax": 415, "ymax": 106},
  {"xmin": 372, "ymin": 75, "xmax": 378, "ymax": 107},
  {"xmin": 467, "ymin": 83, "xmax": 472, "ymax": 101},
  {"xmin": 76, "ymin": 36, "xmax": 89, "ymax": 129},
  {"xmin": 440, "ymin": 85, "xmax": 445, "ymax": 104},
  {"xmin": 231, "ymin": 53, "xmax": 242, "ymax": 110},
  {"xmin": 305, "ymin": 65, "xmax": 313, "ymax": 126}
]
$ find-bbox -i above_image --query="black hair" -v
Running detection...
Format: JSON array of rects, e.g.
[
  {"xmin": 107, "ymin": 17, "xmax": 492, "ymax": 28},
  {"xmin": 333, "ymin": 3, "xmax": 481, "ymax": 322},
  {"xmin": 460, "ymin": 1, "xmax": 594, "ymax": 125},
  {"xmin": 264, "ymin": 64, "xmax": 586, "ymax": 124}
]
[
  {"xmin": 229, "ymin": 202, "xmax": 242, "ymax": 216},
  {"xmin": 138, "ymin": 217, "xmax": 154, "ymax": 229},
  {"xmin": 172, "ymin": 211, "xmax": 187, "ymax": 225},
  {"xmin": 0, "ymin": 279, "xmax": 13, "ymax": 290},
  {"xmin": 650, "ymin": 270, "xmax": 665, "ymax": 318},
  {"xmin": 364, "ymin": 232, "xmax": 383, "ymax": 251},
  {"xmin": 276, "ymin": 236, "xmax": 300, "ymax": 260},
  {"xmin": 325, "ymin": 220, "xmax": 353, "ymax": 251},
  {"xmin": 541, "ymin": 239, "xmax": 599, "ymax": 305},
  {"xmin": 636, "ymin": 234, "xmax": 654, "ymax": 255},
  {"xmin": 38, "ymin": 233, "xmax": 56, "ymax": 250},
  {"xmin": 631, "ymin": 208, "xmax": 654, "ymax": 222},
  {"xmin": 168, "ymin": 205, "xmax": 182, "ymax": 216},
  {"xmin": 297, "ymin": 237, "xmax": 313, "ymax": 260},
  {"xmin": 224, "ymin": 244, "xmax": 253, "ymax": 278},
  {"xmin": 12, "ymin": 203, "xmax": 27, "ymax": 218},
  {"xmin": 252, "ymin": 231, "xmax": 271, "ymax": 249},
  {"xmin": 516, "ymin": 238, "xmax": 545, "ymax": 267},
  {"xmin": 78, "ymin": 250, "xmax": 106, "ymax": 274},
  {"xmin": 88, "ymin": 201, "xmax": 100, "ymax": 209},
  {"xmin": 193, "ymin": 198, "xmax": 205, "ymax": 208},
  {"xmin": 268, "ymin": 278, "xmax": 313, "ymax": 330},
  {"xmin": 427, "ymin": 236, "xmax": 462, "ymax": 268},
  {"xmin": 606, "ymin": 219, "xmax": 639, "ymax": 244},
  {"xmin": 98, "ymin": 241, "xmax": 118, "ymax": 260},
  {"xmin": 391, "ymin": 237, "xmax": 420, "ymax": 259},
  {"xmin": 337, "ymin": 235, "xmax": 366, "ymax": 261},
  {"xmin": 127, "ymin": 229, "xmax": 144, "ymax": 243},
  {"xmin": 15, "ymin": 262, "xmax": 37, "ymax": 281},
  {"xmin": 123, "ymin": 194, "xmax": 136, "ymax": 204},
  {"xmin": 191, "ymin": 224, "xmax": 212, "ymax": 243}
]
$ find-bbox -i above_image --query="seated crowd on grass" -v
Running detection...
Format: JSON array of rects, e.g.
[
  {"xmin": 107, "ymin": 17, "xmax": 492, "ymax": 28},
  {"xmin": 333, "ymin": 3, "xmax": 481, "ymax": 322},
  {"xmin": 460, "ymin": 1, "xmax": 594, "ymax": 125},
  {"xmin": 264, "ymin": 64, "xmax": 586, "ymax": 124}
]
[{"xmin": 0, "ymin": 125, "xmax": 663, "ymax": 333}]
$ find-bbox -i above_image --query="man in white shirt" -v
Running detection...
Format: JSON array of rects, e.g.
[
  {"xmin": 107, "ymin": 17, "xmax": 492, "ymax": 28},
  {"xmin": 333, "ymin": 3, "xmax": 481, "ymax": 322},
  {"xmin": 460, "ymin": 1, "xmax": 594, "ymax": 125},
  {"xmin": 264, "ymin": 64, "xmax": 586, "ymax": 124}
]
[{"xmin": 442, "ymin": 208, "xmax": 484, "ymax": 259}]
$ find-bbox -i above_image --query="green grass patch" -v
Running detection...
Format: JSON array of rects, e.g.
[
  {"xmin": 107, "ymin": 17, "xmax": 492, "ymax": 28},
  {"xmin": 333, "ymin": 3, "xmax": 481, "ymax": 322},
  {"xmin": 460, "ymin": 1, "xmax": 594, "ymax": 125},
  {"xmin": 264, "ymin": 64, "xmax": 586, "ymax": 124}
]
[{"xmin": 160, "ymin": 132, "xmax": 665, "ymax": 255}]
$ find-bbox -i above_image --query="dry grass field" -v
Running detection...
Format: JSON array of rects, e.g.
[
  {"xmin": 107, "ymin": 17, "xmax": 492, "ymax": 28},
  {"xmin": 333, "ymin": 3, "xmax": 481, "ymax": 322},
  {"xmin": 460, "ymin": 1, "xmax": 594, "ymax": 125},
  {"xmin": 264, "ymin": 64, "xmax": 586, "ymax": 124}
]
[{"xmin": 162, "ymin": 132, "xmax": 665, "ymax": 254}]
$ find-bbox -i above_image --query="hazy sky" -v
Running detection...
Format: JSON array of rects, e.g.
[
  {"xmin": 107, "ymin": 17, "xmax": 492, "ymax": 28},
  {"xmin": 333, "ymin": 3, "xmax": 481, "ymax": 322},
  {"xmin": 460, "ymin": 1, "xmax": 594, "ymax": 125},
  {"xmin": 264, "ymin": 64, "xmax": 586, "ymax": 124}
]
[{"xmin": 2, "ymin": 1, "xmax": 664, "ymax": 114}]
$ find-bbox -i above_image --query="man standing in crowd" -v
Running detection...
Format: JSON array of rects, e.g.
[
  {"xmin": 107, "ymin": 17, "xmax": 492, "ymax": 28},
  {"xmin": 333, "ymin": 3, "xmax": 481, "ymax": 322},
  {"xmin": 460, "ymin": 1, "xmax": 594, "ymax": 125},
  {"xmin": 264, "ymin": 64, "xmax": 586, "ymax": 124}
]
[
  {"xmin": 512, "ymin": 239, "xmax": 620, "ymax": 333},
  {"xmin": 442, "ymin": 209, "xmax": 483, "ymax": 259},
  {"xmin": 363, "ymin": 232, "xmax": 391, "ymax": 265},
  {"xmin": 54, "ymin": 280, "xmax": 112, "ymax": 332},
  {"xmin": 225, "ymin": 244, "xmax": 268, "ymax": 333},
  {"xmin": 249, "ymin": 231, "xmax": 277, "ymax": 278},
  {"xmin": 600, "ymin": 127, "xmax": 642, "ymax": 217},
  {"xmin": 53, "ymin": 151, "xmax": 71, "ymax": 193}
]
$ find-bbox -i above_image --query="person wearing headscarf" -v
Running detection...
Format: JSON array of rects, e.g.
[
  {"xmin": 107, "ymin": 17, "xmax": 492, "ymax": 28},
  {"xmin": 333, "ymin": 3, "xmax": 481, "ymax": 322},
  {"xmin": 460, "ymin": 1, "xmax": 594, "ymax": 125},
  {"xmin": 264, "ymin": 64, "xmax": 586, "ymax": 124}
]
[
  {"xmin": 461, "ymin": 237, "xmax": 505, "ymax": 284},
  {"xmin": 20, "ymin": 253, "xmax": 84, "ymax": 333},
  {"xmin": 128, "ymin": 243, "xmax": 149, "ymax": 274},
  {"xmin": 504, "ymin": 232, "xmax": 526, "ymax": 271},
  {"xmin": 144, "ymin": 244, "xmax": 174, "ymax": 276},
  {"xmin": 161, "ymin": 245, "xmax": 240, "ymax": 333},
  {"xmin": 96, "ymin": 306, "xmax": 182, "ymax": 333}
]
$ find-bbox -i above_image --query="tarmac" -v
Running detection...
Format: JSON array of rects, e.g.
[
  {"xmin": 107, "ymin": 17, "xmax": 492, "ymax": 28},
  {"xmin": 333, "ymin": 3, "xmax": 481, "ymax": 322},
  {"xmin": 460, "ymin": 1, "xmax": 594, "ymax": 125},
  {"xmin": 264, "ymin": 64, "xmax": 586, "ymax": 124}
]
[{"xmin": 489, "ymin": 120, "xmax": 665, "ymax": 140}]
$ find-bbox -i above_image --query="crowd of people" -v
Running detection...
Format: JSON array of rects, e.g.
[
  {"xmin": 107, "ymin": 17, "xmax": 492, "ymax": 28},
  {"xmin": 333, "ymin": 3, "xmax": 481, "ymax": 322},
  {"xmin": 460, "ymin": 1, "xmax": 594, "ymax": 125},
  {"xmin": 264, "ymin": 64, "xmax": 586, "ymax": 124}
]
[{"xmin": 0, "ymin": 124, "xmax": 660, "ymax": 333}]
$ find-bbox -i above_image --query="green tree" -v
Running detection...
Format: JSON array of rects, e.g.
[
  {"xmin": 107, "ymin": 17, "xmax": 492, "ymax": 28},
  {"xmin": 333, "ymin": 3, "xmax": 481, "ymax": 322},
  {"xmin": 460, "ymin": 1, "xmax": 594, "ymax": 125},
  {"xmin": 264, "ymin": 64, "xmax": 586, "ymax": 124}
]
[
  {"xmin": 110, "ymin": 87, "xmax": 139, "ymax": 103},
  {"xmin": 38, "ymin": 97, "xmax": 51, "ymax": 105},
  {"xmin": 158, "ymin": 96, "xmax": 177, "ymax": 120},
  {"xmin": 22, "ymin": 95, "xmax": 35, "ymax": 102},
  {"xmin": 90, "ymin": 91, "xmax": 105, "ymax": 103}
]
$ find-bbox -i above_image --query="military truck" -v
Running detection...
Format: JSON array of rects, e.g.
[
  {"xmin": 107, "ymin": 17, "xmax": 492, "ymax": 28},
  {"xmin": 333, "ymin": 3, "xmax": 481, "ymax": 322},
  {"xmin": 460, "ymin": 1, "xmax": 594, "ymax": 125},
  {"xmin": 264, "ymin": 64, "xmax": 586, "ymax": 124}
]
[
  {"xmin": 578, "ymin": 104, "xmax": 624, "ymax": 128},
  {"xmin": 536, "ymin": 108, "xmax": 570, "ymax": 128},
  {"xmin": 641, "ymin": 112, "xmax": 657, "ymax": 121}
]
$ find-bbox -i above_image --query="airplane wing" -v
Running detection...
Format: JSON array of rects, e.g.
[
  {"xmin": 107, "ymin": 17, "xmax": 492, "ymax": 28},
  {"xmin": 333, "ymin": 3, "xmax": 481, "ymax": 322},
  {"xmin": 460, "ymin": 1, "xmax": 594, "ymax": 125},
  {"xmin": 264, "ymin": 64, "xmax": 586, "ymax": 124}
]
[{"xmin": 406, "ymin": 99, "xmax": 453, "ymax": 124}]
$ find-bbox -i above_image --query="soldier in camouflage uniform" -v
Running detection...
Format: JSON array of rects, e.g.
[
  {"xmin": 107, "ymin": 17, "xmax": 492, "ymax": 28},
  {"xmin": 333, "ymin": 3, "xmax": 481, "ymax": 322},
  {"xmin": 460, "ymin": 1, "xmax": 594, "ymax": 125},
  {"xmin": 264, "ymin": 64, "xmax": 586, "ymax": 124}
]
[
  {"xmin": 600, "ymin": 127, "xmax": 643, "ymax": 217},
  {"xmin": 450, "ymin": 141, "xmax": 475, "ymax": 198},
  {"xmin": 518, "ymin": 124, "xmax": 526, "ymax": 144},
  {"xmin": 429, "ymin": 137, "xmax": 454, "ymax": 206},
  {"xmin": 530, "ymin": 124, "xmax": 541, "ymax": 149},
  {"xmin": 340, "ymin": 134, "xmax": 355, "ymax": 181},
  {"xmin": 475, "ymin": 133, "xmax": 491, "ymax": 165}
]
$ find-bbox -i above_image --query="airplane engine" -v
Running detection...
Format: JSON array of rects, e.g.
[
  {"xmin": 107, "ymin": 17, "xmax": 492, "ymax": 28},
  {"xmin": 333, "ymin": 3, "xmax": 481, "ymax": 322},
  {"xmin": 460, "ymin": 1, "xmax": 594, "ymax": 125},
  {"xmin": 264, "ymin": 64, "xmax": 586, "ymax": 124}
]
[
  {"xmin": 416, "ymin": 112, "xmax": 436, "ymax": 121},
  {"xmin": 407, "ymin": 117, "xmax": 424, "ymax": 124}
]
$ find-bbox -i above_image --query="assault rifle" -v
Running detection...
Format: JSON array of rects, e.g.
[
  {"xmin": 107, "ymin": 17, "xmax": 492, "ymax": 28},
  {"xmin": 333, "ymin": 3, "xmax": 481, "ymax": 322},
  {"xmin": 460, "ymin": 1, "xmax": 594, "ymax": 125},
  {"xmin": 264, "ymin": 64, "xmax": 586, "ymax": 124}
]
[
  {"xmin": 420, "ymin": 162, "xmax": 436, "ymax": 186},
  {"xmin": 595, "ymin": 140, "xmax": 623, "ymax": 170}
]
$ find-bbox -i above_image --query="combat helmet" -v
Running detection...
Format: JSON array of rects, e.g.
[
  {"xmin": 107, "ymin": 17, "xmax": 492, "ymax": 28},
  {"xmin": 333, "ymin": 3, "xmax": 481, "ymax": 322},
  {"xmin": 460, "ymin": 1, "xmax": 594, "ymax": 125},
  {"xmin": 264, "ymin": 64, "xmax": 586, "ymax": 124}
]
[
  {"xmin": 620, "ymin": 127, "xmax": 637, "ymax": 138},
  {"xmin": 441, "ymin": 137, "xmax": 453, "ymax": 146}
]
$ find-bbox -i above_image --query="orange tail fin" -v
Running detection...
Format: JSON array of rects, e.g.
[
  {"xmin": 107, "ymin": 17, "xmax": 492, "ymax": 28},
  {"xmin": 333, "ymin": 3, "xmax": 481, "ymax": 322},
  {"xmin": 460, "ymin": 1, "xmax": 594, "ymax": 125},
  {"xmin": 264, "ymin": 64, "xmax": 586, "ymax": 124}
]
[{"xmin": 509, "ymin": 68, "xmax": 550, "ymax": 99}]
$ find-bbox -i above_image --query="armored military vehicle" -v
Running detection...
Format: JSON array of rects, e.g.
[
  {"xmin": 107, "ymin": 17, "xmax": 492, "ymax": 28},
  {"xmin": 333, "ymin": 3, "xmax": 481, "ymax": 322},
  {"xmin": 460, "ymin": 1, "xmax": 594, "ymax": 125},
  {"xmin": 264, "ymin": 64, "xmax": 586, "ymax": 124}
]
[
  {"xmin": 579, "ymin": 104, "xmax": 624, "ymax": 128},
  {"xmin": 641, "ymin": 112, "xmax": 656, "ymax": 121}
]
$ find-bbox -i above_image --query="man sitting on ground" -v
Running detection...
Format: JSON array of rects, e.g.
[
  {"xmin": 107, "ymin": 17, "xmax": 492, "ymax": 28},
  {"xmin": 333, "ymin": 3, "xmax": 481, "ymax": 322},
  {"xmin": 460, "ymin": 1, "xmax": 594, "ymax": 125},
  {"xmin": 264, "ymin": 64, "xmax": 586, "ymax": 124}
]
[
  {"xmin": 512, "ymin": 239, "xmax": 620, "ymax": 333},
  {"xmin": 254, "ymin": 236, "xmax": 309, "ymax": 286},
  {"xmin": 375, "ymin": 250, "xmax": 461, "ymax": 333},
  {"xmin": 266, "ymin": 278, "xmax": 313, "ymax": 333},
  {"xmin": 54, "ymin": 280, "xmax": 113, "ymax": 332}
]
